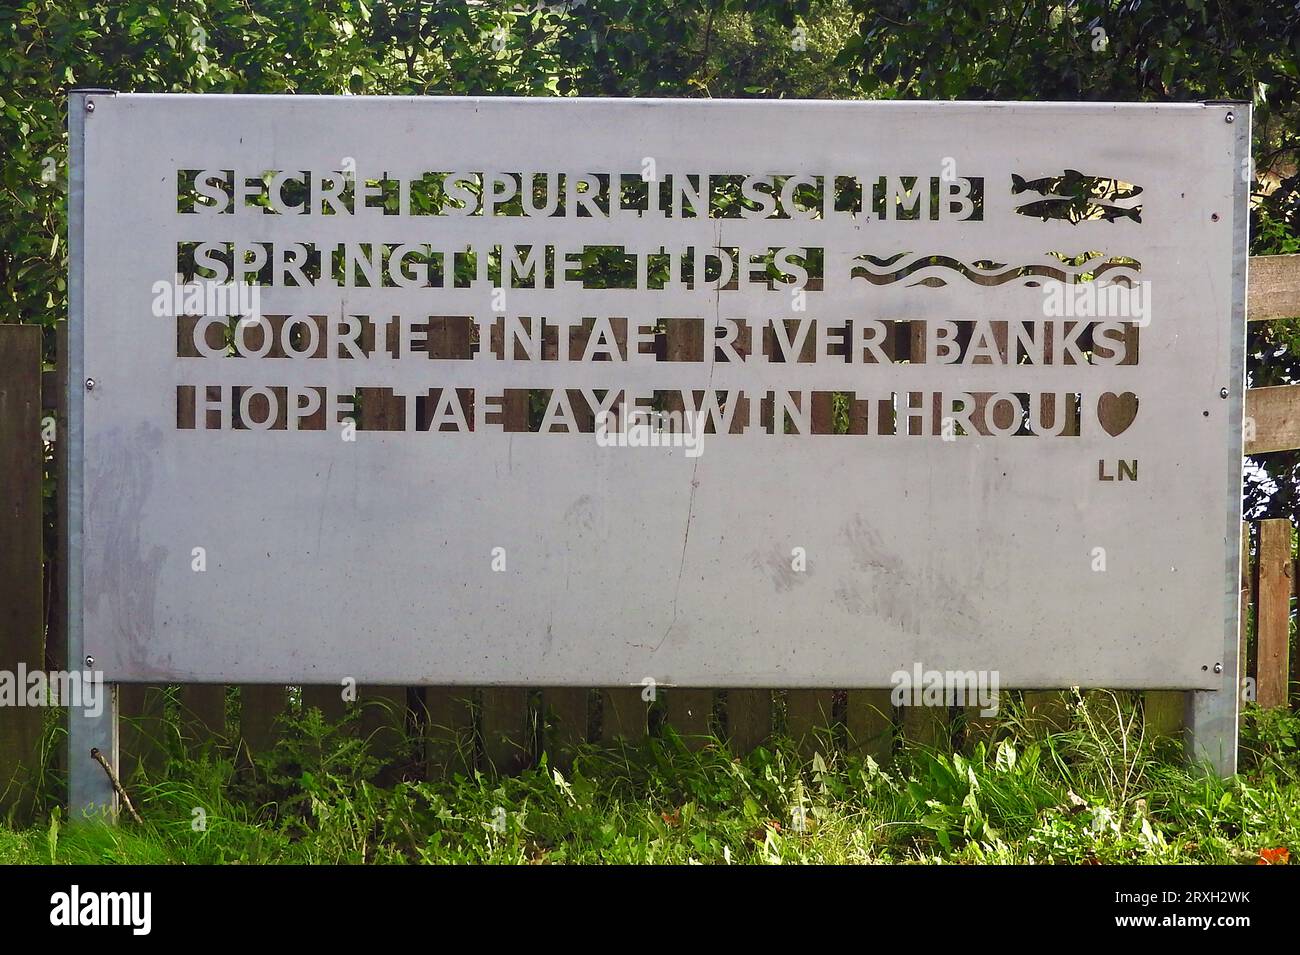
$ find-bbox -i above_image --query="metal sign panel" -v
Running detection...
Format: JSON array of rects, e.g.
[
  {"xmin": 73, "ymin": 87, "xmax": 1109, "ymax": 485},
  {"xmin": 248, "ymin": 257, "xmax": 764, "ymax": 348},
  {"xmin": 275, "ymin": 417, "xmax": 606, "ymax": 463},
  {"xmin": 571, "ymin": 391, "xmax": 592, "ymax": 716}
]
[{"xmin": 73, "ymin": 94, "xmax": 1246, "ymax": 689}]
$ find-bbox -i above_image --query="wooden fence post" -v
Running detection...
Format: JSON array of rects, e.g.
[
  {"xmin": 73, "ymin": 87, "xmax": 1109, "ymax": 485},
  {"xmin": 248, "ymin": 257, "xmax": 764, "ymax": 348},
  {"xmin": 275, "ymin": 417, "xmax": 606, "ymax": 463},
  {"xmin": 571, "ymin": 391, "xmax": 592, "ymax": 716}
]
[
  {"xmin": 961, "ymin": 703, "xmax": 1000, "ymax": 755},
  {"xmin": 119, "ymin": 684, "xmax": 169, "ymax": 780},
  {"xmin": 168, "ymin": 337, "xmax": 228, "ymax": 751},
  {"xmin": 542, "ymin": 688, "xmax": 589, "ymax": 765},
  {"xmin": 900, "ymin": 702, "xmax": 950, "ymax": 751},
  {"xmin": 725, "ymin": 690, "xmax": 771, "ymax": 754},
  {"xmin": 786, "ymin": 690, "xmax": 834, "ymax": 756},
  {"xmin": 0, "ymin": 325, "xmax": 44, "ymax": 819},
  {"xmin": 713, "ymin": 322, "xmax": 777, "ymax": 757},
  {"xmin": 478, "ymin": 360, "xmax": 532, "ymax": 773},
  {"xmin": 481, "ymin": 688, "xmax": 531, "ymax": 774},
  {"xmin": 1240, "ymin": 522, "xmax": 1253, "ymax": 731},
  {"xmin": 353, "ymin": 322, "xmax": 416, "ymax": 763},
  {"xmin": 1022, "ymin": 691, "xmax": 1069, "ymax": 733},
  {"xmin": 538, "ymin": 320, "xmax": 592, "ymax": 767},
  {"xmin": 784, "ymin": 340, "xmax": 836, "ymax": 755},
  {"xmin": 418, "ymin": 687, "xmax": 475, "ymax": 774},
  {"xmin": 891, "ymin": 322, "xmax": 951, "ymax": 750},
  {"xmin": 843, "ymin": 330, "xmax": 897, "ymax": 762},
  {"xmin": 301, "ymin": 684, "xmax": 347, "ymax": 721},
  {"xmin": 601, "ymin": 688, "xmax": 647, "ymax": 742},
  {"xmin": 846, "ymin": 690, "xmax": 894, "ymax": 760},
  {"xmin": 1293, "ymin": 547, "xmax": 1299, "ymax": 709},
  {"xmin": 298, "ymin": 319, "xmax": 348, "ymax": 738},
  {"xmin": 178, "ymin": 684, "xmax": 227, "ymax": 746},
  {"xmin": 658, "ymin": 318, "xmax": 716, "ymax": 749},
  {"xmin": 1256, "ymin": 519, "xmax": 1293, "ymax": 708},
  {"xmin": 664, "ymin": 689, "xmax": 713, "ymax": 746},
  {"xmin": 357, "ymin": 686, "xmax": 410, "ymax": 764},
  {"xmin": 238, "ymin": 685, "xmax": 285, "ymax": 760}
]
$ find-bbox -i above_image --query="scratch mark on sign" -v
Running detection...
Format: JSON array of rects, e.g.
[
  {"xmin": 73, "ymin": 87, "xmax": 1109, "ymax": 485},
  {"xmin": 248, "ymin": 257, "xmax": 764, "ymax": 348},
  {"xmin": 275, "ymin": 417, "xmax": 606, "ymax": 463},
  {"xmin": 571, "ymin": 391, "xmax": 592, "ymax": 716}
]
[
  {"xmin": 654, "ymin": 226, "xmax": 725, "ymax": 653},
  {"xmin": 315, "ymin": 460, "xmax": 334, "ymax": 555}
]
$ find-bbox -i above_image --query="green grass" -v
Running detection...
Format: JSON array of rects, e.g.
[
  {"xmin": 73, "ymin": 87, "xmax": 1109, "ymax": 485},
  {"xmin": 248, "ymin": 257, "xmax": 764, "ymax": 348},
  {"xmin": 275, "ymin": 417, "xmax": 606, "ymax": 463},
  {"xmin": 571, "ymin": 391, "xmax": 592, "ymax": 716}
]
[{"xmin": 2, "ymin": 693, "xmax": 1298, "ymax": 864}]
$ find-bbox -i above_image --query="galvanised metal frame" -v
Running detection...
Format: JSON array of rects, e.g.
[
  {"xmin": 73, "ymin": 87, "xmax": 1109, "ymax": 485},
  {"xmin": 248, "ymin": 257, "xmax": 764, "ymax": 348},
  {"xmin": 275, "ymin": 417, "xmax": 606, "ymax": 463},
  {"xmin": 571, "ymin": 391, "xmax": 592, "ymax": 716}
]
[
  {"xmin": 68, "ymin": 89, "xmax": 118, "ymax": 817},
  {"xmin": 1185, "ymin": 101, "xmax": 1251, "ymax": 777}
]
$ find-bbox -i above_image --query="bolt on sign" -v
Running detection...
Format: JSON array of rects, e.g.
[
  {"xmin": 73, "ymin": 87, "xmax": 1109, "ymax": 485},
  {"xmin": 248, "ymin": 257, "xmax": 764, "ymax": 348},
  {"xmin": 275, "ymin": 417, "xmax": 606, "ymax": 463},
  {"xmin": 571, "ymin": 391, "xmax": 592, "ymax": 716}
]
[{"xmin": 69, "ymin": 95, "xmax": 1247, "ymax": 754}]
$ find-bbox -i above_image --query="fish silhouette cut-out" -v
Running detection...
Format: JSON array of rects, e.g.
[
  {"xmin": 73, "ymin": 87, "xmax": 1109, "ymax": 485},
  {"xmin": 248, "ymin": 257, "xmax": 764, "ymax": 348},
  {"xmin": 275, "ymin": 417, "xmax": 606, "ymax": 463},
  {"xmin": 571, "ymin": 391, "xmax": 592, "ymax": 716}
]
[{"xmin": 1012, "ymin": 170, "xmax": 1143, "ymax": 224}]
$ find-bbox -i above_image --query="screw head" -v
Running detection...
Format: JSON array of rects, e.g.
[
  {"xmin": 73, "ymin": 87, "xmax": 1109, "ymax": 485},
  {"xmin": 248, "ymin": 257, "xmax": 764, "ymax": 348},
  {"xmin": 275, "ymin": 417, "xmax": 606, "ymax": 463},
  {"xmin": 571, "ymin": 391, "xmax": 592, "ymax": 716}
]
[
  {"xmin": 84, "ymin": 655, "xmax": 94, "ymax": 667},
  {"xmin": 1214, "ymin": 662, "xmax": 1223, "ymax": 673},
  {"xmin": 85, "ymin": 377, "xmax": 95, "ymax": 391},
  {"xmin": 1220, "ymin": 387, "xmax": 1229, "ymax": 399},
  {"xmin": 85, "ymin": 101, "xmax": 95, "ymax": 113},
  {"xmin": 1225, "ymin": 111, "xmax": 1235, "ymax": 124}
]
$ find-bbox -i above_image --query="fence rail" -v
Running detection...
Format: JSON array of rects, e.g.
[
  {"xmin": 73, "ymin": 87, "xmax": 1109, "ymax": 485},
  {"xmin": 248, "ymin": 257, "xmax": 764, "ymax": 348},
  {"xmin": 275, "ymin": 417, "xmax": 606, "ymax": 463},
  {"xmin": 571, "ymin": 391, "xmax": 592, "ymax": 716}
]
[
  {"xmin": 2, "ymin": 255, "xmax": 1299, "ymax": 815},
  {"xmin": 1248, "ymin": 253, "xmax": 1300, "ymax": 322}
]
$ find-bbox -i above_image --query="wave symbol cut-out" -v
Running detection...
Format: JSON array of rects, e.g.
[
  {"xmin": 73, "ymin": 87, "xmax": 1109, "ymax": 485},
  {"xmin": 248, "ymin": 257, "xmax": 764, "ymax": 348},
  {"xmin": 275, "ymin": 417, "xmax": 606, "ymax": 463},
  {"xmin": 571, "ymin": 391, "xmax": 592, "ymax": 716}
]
[{"xmin": 850, "ymin": 253, "xmax": 1142, "ymax": 289}]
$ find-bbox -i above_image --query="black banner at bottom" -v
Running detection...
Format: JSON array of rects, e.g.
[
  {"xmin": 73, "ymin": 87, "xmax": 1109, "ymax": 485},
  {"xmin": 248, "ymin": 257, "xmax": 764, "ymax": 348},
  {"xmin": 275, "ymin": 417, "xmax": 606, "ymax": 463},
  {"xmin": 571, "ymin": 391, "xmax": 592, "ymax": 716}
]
[{"xmin": 0, "ymin": 863, "xmax": 1288, "ymax": 941}]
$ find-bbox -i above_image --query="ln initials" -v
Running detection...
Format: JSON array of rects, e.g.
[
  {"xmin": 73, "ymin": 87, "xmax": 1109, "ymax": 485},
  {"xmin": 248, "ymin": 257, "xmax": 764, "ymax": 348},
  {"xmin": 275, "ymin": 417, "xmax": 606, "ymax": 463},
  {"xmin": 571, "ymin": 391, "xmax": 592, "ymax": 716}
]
[{"xmin": 1098, "ymin": 459, "xmax": 1138, "ymax": 481}]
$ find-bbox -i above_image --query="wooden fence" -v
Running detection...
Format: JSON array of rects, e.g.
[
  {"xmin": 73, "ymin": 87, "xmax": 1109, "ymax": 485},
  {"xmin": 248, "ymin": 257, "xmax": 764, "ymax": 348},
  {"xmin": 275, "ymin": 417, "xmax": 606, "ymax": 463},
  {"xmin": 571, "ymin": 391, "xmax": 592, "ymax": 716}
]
[{"xmin": 2, "ymin": 255, "xmax": 1299, "ymax": 814}]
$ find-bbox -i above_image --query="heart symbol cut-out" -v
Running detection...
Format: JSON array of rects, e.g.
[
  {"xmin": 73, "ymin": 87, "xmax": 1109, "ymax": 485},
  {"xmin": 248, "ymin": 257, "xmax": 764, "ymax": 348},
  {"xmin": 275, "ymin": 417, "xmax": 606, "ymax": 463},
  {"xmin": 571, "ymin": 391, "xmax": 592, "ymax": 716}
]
[{"xmin": 1097, "ymin": 392, "xmax": 1139, "ymax": 436}]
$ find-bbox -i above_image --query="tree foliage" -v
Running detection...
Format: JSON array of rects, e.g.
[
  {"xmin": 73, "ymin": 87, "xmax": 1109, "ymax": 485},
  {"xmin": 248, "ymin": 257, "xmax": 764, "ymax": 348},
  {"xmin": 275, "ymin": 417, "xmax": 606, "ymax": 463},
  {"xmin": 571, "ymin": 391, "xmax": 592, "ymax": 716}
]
[
  {"xmin": 840, "ymin": 0, "xmax": 1300, "ymax": 517},
  {"xmin": 1, "ymin": 0, "xmax": 1296, "ymax": 514}
]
